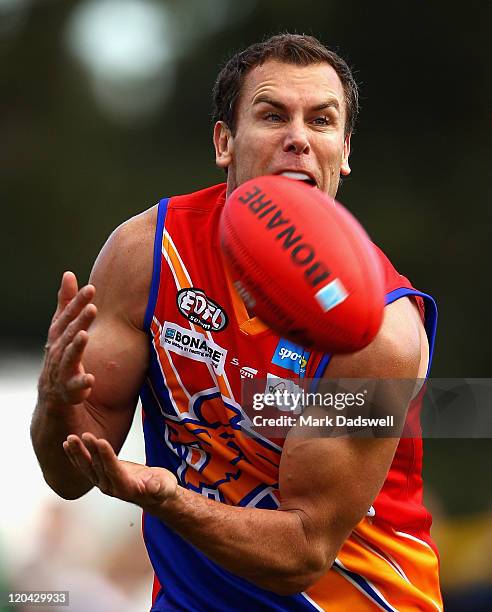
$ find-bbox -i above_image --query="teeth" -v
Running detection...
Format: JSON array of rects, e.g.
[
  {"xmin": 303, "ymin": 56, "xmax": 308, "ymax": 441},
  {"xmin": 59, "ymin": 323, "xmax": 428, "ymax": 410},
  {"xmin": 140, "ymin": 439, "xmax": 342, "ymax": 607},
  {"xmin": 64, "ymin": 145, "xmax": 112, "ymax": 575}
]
[{"xmin": 280, "ymin": 171, "xmax": 313, "ymax": 182}]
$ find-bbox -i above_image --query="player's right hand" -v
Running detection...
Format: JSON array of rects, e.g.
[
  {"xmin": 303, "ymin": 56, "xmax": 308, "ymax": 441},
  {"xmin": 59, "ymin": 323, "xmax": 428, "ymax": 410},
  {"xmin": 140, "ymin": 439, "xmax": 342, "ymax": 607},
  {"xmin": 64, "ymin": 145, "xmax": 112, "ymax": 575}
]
[{"xmin": 38, "ymin": 271, "xmax": 98, "ymax": 407}]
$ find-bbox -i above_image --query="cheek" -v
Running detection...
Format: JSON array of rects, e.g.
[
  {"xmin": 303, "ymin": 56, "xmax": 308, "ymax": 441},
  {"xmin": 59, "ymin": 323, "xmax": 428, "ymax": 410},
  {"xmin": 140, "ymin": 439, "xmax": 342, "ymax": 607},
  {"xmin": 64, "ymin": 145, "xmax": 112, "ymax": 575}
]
[
  {"xmin": 322, "ymin": 139, "xmax": 346, "ymax": 166},
  {"xmin": 235, "ymin": 133, "xmax": 267, "ymax": 169}
]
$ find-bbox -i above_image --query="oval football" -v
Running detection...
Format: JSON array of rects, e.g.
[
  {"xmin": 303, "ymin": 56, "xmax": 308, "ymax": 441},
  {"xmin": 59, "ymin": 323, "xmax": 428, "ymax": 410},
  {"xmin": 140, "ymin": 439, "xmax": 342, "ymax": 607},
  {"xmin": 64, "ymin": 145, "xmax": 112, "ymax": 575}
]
[{"xmin": 220, "ymin": 175, "xmax": 385, "ymax": 353}]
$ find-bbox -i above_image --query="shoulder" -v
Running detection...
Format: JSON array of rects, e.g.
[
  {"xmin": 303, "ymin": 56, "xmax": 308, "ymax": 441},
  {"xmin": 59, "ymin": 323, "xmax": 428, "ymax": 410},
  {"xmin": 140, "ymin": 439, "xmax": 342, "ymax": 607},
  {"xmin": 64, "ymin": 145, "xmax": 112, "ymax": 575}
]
[
  {"xmin": 372, "ymin": 243, "xmax": 418, "ymax": 294},
  {"xmin": 106, "ymin": 205, "xmax": 158, "ymax": 258},
  {"xmin": 168, "ymin": 183, "xmax": 226, "ymax": 210},
  {"xmin": 327, "ymin": 297, "xmax": 428, "ymax": 379},
  {"xmin": 89, "ymin": 205, "xmax": 158, "ymax": 330}
]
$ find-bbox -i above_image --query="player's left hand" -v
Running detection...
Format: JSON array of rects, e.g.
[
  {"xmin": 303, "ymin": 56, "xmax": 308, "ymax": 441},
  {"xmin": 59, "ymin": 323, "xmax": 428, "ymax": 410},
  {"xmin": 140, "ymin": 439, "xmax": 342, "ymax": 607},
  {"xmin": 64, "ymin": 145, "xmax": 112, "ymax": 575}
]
[{"xmin": 63, "ymin": 433, "xmax": 178, "ymax": 511}]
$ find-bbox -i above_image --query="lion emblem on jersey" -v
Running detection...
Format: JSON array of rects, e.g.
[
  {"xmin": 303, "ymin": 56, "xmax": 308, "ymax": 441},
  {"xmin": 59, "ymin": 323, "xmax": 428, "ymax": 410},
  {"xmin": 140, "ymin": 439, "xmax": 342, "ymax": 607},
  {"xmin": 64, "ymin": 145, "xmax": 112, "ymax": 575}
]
[{"xmin": 163, "ymin": 391, "xmax": 281, "ymax": 506}]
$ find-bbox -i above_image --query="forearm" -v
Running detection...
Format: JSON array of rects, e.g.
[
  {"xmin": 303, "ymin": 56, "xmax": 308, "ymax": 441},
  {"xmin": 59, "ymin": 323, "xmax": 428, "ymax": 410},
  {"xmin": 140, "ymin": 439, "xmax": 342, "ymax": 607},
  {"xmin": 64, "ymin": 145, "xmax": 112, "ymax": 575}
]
[
  {"xmin": 152, "ymin": 486, "xmax": 329, "ymax": 595},
  {"xmin": 31, "ymin": 396, "xmax": 102, "ymax": 499}
]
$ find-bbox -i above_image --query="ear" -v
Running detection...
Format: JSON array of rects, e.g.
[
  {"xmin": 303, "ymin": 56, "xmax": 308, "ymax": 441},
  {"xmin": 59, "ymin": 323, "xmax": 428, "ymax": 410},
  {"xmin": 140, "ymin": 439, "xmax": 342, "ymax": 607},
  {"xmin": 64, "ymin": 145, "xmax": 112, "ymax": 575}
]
[
  {"xmin": 340, "ymin": 133, "xmax": 352, "ymax": 176},
  {"xmin": 213, "ymin": 121, "xmax": 234, "ymax": 169}
]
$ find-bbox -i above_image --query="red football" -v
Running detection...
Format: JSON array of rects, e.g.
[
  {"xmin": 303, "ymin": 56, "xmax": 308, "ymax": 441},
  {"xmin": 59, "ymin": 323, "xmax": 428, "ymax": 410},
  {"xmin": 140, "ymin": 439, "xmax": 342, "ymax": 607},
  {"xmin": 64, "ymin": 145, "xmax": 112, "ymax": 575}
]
[{"xmin": 219, "ymin": 175, "xmax": 385, "ymax": 353}]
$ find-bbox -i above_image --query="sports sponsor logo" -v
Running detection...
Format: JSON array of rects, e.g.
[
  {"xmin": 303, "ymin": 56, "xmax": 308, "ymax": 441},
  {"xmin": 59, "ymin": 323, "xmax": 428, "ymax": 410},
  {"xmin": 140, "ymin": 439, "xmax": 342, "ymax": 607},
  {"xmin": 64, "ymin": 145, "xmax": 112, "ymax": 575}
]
[
  {"xmin": 230, "ymin": 357, "xmax": 258, "ymax": 379},
  {"xmin": 161, "ymin": 322, "xmax": 227, "ymax": 375},
  {"xmin": 240, "ymin": 366, "xmax": 258, "ymax": 379},
  {"xmin": 176, "ymin": 288, "xmax": 228, "ymax": 332},
  {"xmin": 271, "ymin": 339, "xmax": 310, "ymax": 376},
  {"xmin": 237, "ymin": 185, "xmax": 331, "ymax": 288}
]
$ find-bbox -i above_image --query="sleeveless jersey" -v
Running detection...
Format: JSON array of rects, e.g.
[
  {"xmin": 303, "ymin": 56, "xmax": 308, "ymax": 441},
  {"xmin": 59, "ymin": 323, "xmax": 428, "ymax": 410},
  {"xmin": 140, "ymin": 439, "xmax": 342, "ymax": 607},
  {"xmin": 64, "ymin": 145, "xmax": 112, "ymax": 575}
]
[{"xmin": 140, "ymin": 183, "xmax": 442, "ymax": 612}]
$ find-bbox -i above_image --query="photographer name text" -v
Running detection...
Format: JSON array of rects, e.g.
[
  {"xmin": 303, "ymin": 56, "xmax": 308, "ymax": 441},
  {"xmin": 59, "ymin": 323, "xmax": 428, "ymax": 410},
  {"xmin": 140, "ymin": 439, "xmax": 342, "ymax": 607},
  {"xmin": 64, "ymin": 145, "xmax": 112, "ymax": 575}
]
[{"xmin": 252, "ymin": 414, "xmax": 394, "ymax": 427}]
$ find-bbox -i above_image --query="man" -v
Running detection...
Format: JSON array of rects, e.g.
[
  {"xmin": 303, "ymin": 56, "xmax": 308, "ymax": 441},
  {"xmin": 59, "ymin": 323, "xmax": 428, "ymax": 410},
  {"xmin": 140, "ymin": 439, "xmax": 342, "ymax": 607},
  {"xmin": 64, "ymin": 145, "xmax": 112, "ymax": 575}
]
[{"xmin": 31, "ymin": 34, "xmax": 442, "ymax": 610}]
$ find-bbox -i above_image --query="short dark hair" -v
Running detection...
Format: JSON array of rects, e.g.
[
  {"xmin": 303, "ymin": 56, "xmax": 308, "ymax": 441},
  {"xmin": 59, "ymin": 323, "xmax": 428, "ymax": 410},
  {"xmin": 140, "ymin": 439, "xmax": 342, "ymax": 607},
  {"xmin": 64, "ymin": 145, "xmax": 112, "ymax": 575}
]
[{"xmin": 212, "ymin": 33, "xmax": 359, "ymax": 136}]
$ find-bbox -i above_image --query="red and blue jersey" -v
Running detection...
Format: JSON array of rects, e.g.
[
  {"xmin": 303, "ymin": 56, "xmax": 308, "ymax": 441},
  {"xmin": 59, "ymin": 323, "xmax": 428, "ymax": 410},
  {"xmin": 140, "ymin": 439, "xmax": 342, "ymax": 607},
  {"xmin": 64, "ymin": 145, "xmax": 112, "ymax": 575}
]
[{"xmin": 139, "ymin": 183, "xmax": 442, "ymax": 611}]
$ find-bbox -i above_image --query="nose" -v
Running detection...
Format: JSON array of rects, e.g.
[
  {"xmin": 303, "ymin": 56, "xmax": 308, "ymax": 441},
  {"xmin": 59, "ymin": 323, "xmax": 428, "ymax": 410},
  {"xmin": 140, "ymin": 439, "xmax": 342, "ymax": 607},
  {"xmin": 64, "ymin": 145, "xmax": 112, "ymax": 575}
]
[{"xmin": 282, "ymin": 120, "xmax": 310, "ymax": 155}]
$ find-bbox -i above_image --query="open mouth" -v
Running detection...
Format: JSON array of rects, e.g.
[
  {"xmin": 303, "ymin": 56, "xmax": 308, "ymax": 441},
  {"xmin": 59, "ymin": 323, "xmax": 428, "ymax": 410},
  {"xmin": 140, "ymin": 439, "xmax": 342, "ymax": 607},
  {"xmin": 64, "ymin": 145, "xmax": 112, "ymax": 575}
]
[{"xmin": 278, "ymin": 171, "xmax": 317, "ymax": 187}]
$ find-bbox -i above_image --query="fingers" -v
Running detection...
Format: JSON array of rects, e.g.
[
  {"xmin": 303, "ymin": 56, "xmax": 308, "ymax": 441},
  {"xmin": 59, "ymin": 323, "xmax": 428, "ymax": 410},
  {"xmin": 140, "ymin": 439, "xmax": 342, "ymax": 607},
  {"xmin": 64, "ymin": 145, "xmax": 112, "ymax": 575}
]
[
  {"xmin": 64, "ymin": 433, "xmax": 178, "ymax": 509},
  {"xmin": 63, "ymin": 434, "xmax": 99, "ymax": 484},
  {"xmin": 41, "ymin": 304, "xmax": 97, "ymax": 405},
  {"xmin": 42, "ymin": 273, "xmax": 97, "ymax": 407},
  {"xmin": 73, "ymin": 433, "xmax": 125, "ymax": 497},
  {"xmin": 49, "ymin": 284, "xmax": 96, "ymax": 344},
  {"xmin": 81, "ymin": 433, "xmax": 113, "ymax": 493},
  {"xmin": 58, "ymin": 330, "xmax": 89, "ymax": 379},
  {"xmin": 55, "ymin": 304, "xmax": 97, "ymax": 359},
  {"xmin": 65, "ymin": 370, "xmax": 95, "ymax": 394},
  {"xmin": 56, "ymin": 272, "xmax": 79, "ymax": 313},
  {"xmin": 64, "ymin": 434, "xmax": 116, "ymax": 494},
  {"xmin": 63, "ymin": 371, "xmax": 95, "ymax": 404}
]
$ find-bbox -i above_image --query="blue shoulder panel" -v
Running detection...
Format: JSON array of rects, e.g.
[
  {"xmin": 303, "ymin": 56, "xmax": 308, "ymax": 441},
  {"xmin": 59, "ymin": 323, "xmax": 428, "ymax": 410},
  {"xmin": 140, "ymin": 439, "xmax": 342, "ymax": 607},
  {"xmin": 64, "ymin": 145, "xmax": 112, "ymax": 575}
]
[
  {"xmin": 143, "ymin": 198, "xmax": 169, "ymax": 332},
  {"xmin": 385, "ymin": 288, "xmax": 438, "ymax": 377},
  {"xmin": 311, "ymin": 288, "xmax": 438, "ymax": 384}
]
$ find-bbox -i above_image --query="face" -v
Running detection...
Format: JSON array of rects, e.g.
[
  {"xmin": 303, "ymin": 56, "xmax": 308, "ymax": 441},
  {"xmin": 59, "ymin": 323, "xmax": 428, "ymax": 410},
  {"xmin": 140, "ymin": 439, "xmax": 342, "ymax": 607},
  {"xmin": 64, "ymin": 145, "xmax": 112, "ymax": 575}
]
[{"xmin": 214, "ymin": 59, "xmax": 352, "ymax": 198}]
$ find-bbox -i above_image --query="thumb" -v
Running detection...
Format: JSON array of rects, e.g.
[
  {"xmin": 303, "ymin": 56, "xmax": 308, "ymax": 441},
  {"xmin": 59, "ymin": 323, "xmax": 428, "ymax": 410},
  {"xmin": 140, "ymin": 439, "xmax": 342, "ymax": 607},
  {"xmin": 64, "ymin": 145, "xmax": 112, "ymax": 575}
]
[
  {"xmin": 145, "ymin": 469, "xmax": 177, "ymax": 500},
  {"xmin": 58, "ymin": 271, "xmax": 79, "ymax": 309}
]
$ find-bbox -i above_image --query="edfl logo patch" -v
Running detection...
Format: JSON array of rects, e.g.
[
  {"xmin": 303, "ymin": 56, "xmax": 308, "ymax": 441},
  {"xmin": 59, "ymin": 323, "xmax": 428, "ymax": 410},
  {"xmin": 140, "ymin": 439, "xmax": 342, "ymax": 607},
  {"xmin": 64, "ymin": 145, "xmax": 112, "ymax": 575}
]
[{"xmin": 177, "ymin": 288, "xmax": 228, "ymax": 332}]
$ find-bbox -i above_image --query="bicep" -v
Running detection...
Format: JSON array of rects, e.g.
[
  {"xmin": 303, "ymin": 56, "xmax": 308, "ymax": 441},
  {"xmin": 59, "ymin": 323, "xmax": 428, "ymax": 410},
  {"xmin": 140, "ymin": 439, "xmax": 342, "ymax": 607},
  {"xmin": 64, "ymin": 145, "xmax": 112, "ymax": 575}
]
[
  {"xmin": 80, "ymin": 210, "xmax": 154, "ymax": 452},
  {"xmin": 82, "ymin": 312, "xmax": 148, "ymax": 452}
]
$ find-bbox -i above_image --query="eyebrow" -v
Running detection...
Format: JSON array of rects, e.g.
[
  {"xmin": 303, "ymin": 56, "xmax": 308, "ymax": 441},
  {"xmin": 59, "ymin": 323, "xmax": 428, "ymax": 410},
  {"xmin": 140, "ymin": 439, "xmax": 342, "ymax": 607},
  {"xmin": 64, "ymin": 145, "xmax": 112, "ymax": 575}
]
[{"xmin": 252, "ymin": 95, "xmax": 340, "ymax": 113}]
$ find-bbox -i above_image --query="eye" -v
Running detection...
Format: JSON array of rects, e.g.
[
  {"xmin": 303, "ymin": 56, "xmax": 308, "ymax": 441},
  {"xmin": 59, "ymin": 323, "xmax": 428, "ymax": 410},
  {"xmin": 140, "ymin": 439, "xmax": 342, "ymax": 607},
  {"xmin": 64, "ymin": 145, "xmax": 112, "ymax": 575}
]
[
  {"xmin": 264, "ymin": 112, "xmax": 283, "ymax": 123},
  {"xmin": 312, "ymin": 116, "xmax": 330, "ymax": 126}
]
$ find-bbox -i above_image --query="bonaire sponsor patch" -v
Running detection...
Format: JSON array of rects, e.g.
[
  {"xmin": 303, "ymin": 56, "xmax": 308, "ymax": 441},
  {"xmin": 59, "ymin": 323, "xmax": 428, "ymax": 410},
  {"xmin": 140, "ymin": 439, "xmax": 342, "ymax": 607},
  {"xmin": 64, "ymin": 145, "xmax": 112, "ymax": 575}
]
[{"xmin": 161, "ymin": 322, "xmax": 227, "ymax": 375}]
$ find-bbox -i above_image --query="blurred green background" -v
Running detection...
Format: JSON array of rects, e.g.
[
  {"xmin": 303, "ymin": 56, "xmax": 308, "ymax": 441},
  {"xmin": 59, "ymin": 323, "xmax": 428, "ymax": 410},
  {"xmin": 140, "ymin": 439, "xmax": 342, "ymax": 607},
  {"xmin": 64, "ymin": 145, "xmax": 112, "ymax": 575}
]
[
  {"xmin": 1, "ymin": 0, "xmax": 491, "ymax": 609},
  {"xmin": 2, "ymin": 0, "xmax": 490, "ymax": 375}
]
